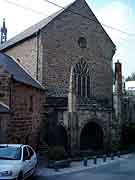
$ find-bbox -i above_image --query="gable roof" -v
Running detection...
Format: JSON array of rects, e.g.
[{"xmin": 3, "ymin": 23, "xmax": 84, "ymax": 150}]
[
  {"xmin": 0, "ymin": 0, "xmax": 115, "ymax": 51},
  {"xmin": 0, "ymin": 1, "xmax": 75, "ymax": 51},
  {"xmin": 0, "ymin": 53, "xmax": 44, "ymax": 89},
  {"xmin": 0, "ymin": 101, "xmax": 9, "ymax": 113}
]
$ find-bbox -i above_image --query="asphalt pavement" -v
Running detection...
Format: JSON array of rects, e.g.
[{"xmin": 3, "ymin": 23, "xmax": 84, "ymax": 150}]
[{"xmin": 34, "ymin": 155, "xmax": 135, "ymax": 180}]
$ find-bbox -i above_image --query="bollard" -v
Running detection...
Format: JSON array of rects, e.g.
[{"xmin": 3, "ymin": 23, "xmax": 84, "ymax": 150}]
[
  {"xmin": 111, "ymin": 153, "xmax": 114, "ymax": 160},
  {"xmin": 54, "ymin": 162, "xmax": 59, "ymax": 172},
  {"xmin": 83, "ymin": 157, "xmax": 88, "ymax": 166},
  {"xmin": 93, "ymin": 156, "xmax": 97, "ymax": 164},
  {"xmin": 103, "ymin": 155, "xmax": 106, "ymax": 162},
  {"xmin": 117, "ymin": 151, "xmax": 120, "ymax": 158}
]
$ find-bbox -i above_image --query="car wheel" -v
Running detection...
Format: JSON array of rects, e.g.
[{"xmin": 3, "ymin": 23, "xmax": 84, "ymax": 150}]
[{"xmin": 17, "ymin": 172, "xmax": 23, "ymax": 180}]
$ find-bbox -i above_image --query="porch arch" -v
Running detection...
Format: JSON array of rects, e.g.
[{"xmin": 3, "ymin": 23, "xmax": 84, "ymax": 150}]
[{"xmin": 80, "ymin": 121, "xmax": 104, "ymax": 151}]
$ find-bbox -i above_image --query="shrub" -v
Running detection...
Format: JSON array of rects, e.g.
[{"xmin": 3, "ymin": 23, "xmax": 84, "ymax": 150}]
[
  {"xmin": 47, "ymin": 146, "xmax": 67, "ymax": 161},
  {"xmin": 111, "ymin": 143, "xmax": 121, "ymax": 153}
]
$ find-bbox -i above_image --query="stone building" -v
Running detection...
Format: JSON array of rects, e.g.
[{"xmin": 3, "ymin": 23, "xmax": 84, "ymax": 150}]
[
  {"xmin": 0, "ymin": 53, "xmax": 44, "ymax": 149},
  {"xmin": 0, "ymin": 101, "xmax": 10, "ymax": 143},
  {"xmin": 122, "ymin": 81, "xmax": 135, "ymax": 124},
  {"xmin": 0, "ymin": 0, "xmax": 118, "ymax": 153},
  {"xmin": 113, "ymin": 61, "xmax": 135, "ymax": 148}
]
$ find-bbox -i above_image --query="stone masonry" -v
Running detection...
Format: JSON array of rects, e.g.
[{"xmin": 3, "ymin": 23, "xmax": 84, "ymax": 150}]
[
  {"xmin": 0, "ymin": 59, "xmax": 44, "ymax": 149},
  {"xmin": 0, "ymin": 0, "xmax": 118, "ymax": 153}
]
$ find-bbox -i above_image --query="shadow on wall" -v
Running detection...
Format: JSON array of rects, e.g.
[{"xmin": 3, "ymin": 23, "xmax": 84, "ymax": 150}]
[
  {"xmin": 44, "ymin": 125, "xmax": 68, "ymax": 151},
  {"xmin": 80, "ymin": 121, "xmax": 103, "ymax": 151},
  {"xmin": 0, "ymin": 128, "xmax": 8, "ymax": 143}
]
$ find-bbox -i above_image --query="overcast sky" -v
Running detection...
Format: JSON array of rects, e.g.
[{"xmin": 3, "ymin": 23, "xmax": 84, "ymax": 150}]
[{"xmin": 0, "ymin": 0, "xmax": 134, "ymax": 78}]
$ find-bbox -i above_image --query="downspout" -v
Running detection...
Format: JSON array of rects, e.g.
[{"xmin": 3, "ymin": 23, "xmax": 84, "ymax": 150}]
[
  {"xmin": 9, "ymin": 75, "xmax": 13, "ymax": 111},
  {"xmin": 36, "ymin": 30, "xmax": 40, "ymax": 80},
  {"xmin": 8, "ymin": 75, "xmax": 13, "ymax": 143}
]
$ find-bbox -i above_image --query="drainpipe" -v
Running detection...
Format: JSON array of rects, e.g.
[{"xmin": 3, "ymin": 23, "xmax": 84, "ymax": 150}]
[
  {"xmin": 8, "ymin": 75, "xmax": 13, "ymax": 143},
  {"xmin": 9, "ymin": 75, "xmax": 13, "ymax": 110}
]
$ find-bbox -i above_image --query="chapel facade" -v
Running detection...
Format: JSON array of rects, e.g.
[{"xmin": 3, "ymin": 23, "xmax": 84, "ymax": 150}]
[{"xmin": 0, "ymin": 0, "xmax": 118, "ymax": 153}]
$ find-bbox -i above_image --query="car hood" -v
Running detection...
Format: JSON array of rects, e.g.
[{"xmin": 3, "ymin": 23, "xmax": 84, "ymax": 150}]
[{"xmin": 0, "ymin": 160, "xmax": 21, "ymax": 171}]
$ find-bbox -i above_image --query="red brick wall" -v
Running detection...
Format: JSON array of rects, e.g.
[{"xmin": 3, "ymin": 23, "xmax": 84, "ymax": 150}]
[
  {"xmin": 0, "ymin": 65, "xmax": 11, "ymax": 106},
  {"xmin": 0, "ymin": 66, "xmax": 11, "ymax": 143},
  {"xmin": 9, "ymin": 82, "xmax": 43, "ymax": 149},
  {"xmin": 0, "ymin": 113, "xmax": 10, "ymax": 143},
  {"xmin": 0, "ymin": 64, "xmax": 44, "ymax": 149}
]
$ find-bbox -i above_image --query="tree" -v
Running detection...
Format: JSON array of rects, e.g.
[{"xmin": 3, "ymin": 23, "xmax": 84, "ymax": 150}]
[
  {"xmin": 121, "ymin": 122, "xmax": 135, "ymax": 150},
  {"xmin": 126, "ymin": 72, "xmax": 135, "ymax": 81}
]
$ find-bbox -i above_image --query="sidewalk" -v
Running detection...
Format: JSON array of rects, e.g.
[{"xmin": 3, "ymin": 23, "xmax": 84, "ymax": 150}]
[{"xmin": 35, "ymin": 154, "xmax": 133, "ymax": 177}]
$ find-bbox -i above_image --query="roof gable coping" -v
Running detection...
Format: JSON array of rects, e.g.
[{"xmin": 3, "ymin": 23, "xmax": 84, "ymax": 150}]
[{"xmin": 0, "ymin": 101, "xmax": 9, "ymax": 109}]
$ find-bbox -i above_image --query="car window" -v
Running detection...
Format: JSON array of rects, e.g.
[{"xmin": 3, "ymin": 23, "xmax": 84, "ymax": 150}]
[
  {"xmin": 23, "ymin": 147, "xmax": 29, "ymax": 160},
  {"xmin": 0, "ymin": 146, "xmax": 21, "ymax": 160},
  {"xmin": 27, "ymin": 146, "xmax": 34, "ymax": 158}
]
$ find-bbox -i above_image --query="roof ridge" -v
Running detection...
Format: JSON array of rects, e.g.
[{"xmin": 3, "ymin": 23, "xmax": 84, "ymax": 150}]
[
  {"xmin": 0, "ymin": 0, "xmax": 76, "ymax": 51},
  {"xmin": 0, "ymin": 101, "xmax": 9, "ymax": 109}
]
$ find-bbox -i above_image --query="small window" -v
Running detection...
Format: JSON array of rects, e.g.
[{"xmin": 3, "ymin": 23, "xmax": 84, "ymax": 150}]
[
  {"xmin": 87, "ymin": 76, "xmax": 90, "ymax": 97},
  {"xmin": 78, "ymin": 37, "xmax": 87, "ymax": 48},
  {"xmin": 82, "ymin": 76, "xmax": 86, "ymax": 97},
  {"xmin": 23, "ymin": 147, "xmax": 29, "ymax": 161},
  {"xmin": 27, "ymin": 146, "xmax": 34, "ymax": 158},
  {"xmin": 78, "ymin": 75, "xmax": 81, "ymax": 96}
]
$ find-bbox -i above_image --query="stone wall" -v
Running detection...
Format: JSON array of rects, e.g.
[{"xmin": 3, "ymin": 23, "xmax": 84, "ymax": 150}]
[
  {"xmin": 41, "ymin": 0, "xmax": 115, "ymax": 103},
  {"xmin": 0, "ymin": 65, "xmax": 11, "ymax": 106},
  {"xmin": 62, "ymin": 109, "xmax": 112, "ymax": 151},
  {"xmin": 0, "ymin": 64, "xmax": 43, "ymax": 148},
  {"xmin": 9, "ymin": 82, "xmax": 43, "ymax": 149},
  {"xmin": 0, "ymin": 0, "xmax": 117, "ymax": 151},
  {"xmin": 1, "ymin": 0, "xmax": 115, "ymax": 103},
  {"xmin": 0, "ymin": 113, "xmax": 10, "ymax": 143},
  {"xmin": 2, "ymin": 36, "xmax": 39, "ymax": 81}
]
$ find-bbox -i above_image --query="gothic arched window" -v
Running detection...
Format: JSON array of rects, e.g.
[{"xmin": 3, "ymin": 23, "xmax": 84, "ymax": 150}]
[{"xmin": 74, "ymin": 59, "xmax": 91, "ymax": 98}]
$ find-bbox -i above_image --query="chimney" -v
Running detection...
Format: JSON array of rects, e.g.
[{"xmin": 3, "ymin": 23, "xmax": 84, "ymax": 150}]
[
  {"xmin": 114, "ymin": 60, "xmax": 122, "ymax": 122},
  {"xmin": 115, "ymin": 60, "xmax": 122, "ymax": 96}
]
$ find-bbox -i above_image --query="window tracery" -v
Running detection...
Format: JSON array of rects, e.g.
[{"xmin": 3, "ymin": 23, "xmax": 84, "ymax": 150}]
[{"xmin": 74, "ymin": 59, "xmax": 92, "ymax": 98}]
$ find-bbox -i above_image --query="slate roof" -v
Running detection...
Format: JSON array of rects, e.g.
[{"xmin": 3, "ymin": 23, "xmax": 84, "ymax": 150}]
[
  {"xmin": 0, "ymin": 102, "xmax": 9, "ymax": 113},
  {"xmin": 46, "ymin": 97, "xmax": 68, "ymax": 107},
  {"xmin": 46, "ymin": 88, "xmax": 68, "ymax": 97},
  {"xmin": 0, "ymin": 0, "xmax": 115, "ymax": 51},
  {"xmin": 0, "ymin": 1, "xmax": 75, "ymax": 51},
  {"xmin": 0, "ymin": 53, "xmax": 44, "ymax": 89}
]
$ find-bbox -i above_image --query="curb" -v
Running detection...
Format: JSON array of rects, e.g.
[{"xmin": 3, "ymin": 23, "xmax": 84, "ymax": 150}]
[{"xmin": 35, "ymin": 154, "xmax": 133, "ymax": 177}]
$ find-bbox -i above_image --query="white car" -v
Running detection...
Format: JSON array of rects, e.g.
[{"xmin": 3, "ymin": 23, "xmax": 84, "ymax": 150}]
[{"xmin": 0, "ymin": 144, "xmax": 37, "ymax": 180}]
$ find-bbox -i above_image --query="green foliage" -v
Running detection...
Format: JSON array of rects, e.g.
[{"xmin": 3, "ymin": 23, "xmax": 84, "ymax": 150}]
[
  {"xmin": 47, "ymin": 146, "xmax": 67, "ymax": 161},
  {"xmin": 126, "ymin": 72, "xmax": 135, "ymax": 81},
  {"xmin": 111, "ymin": 143, "xmax": 121, "ymax": 152},
  {"xmin": 121, "ymin": 122, "xmax": 135, "ymax": 151}
]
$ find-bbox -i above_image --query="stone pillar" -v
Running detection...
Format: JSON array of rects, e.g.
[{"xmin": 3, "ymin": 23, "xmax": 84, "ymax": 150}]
[
  {"xmin": 68, "ymin": 112, "xmax": 79, "ymax": 155},
  {"xmin": 113, "ymin": 61, "xmax": 123, "ymax": 150},
  {"xmin": 68, "ymin": 66, "xmax": 79, "ymax": 155}
]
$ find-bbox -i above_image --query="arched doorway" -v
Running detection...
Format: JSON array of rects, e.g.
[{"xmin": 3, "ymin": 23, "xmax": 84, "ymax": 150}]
[
  {"xmin": 55, "ymin": 125, "xmax": 68, "ymax": 151},
  {"xmin": 80, "ymin": 121, "xmax": 103, "ymax": 151}
]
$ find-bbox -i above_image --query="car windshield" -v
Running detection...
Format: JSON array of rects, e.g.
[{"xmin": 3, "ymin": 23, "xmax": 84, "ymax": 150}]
[{"xmin": 0, "ymin": 146, "xmax": 21, "ymax": 160}]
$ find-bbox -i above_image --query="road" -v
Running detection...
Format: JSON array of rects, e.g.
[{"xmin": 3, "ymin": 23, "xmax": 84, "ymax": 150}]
[{"xmin": 34, "ymin": 156, "xmax": 135, "ymax": 180}]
